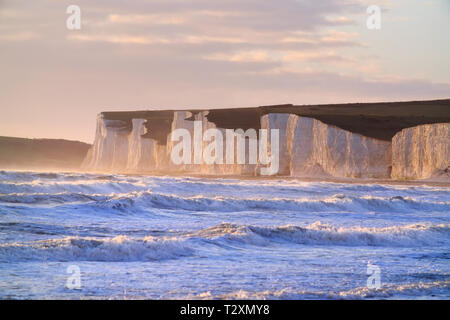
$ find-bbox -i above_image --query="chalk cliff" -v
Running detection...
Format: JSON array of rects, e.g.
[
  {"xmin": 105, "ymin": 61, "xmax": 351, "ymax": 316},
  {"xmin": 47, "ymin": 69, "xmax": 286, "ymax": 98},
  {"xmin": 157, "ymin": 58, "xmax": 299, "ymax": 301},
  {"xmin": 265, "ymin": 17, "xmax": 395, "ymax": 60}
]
[
  {"xmin": 83, "ymin": 111, "xmax": 396, "ymax": 178},
  {"xmin": 82, "ymin": 115, "xmax": 129, "ymax": 171},
  {"xmin": 82, "ymin": 111, "xmax": 260, "ymax": 175},
  {"xmin": 287, "ymin": 115, "xmax": 392, "ymax": 178},
  {"xmin": 257, "ymin": 113, "xmax": 392, "ymax": 178},
  {"xmin": 391, "ymin": 123, "xmax": 450, "ymax": 180},
  {"xmin": 260, "ymin": 114, "xmax": 290, "ymax": 175},
  {"xmin": 82, "ymin": 100, "xmax": 450, "ymax": 179}
]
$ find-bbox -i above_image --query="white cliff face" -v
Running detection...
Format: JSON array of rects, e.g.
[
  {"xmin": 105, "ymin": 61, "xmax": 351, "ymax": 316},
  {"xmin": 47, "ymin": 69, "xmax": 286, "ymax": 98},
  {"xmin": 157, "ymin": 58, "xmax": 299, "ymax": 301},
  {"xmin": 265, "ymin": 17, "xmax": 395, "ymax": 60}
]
[
  {"xmin": 84, "ymin": 111, "xmax": 260, "ymax": 175},
  {"xmin": 260, "ymin": 114, "xmax": 290, "ymax": 175},
  {"xmin": 126, "ymin": 119, "xmax": 157, "ymax": 171},
  {"xmin": 200, "ymin": 112, "xmax": 258, "ymax": 176},
  {"xmin": 391, "ymin": 123, "xmax": 449, "ymax": 180},
  {"xmin": 166, "ymin": 111, "xmax": 196, "ymax": 173},
  {"xmin": 167, "ymin": 111, "xmax": 257, "ymax": 175},
  {"xmin": 286, "ymin": 115, "xmax": 392, "ymax": 178},
  {"xmin": 82, "ymin": 115, "xmax": 162, "ymax": 172},
  {"xmin": 82, "ymin": 115, "xmax": 130, "ymax": 171},
  {"xmin": 83, "ymin": 112, "xmax": 393, "ymax": 178}
]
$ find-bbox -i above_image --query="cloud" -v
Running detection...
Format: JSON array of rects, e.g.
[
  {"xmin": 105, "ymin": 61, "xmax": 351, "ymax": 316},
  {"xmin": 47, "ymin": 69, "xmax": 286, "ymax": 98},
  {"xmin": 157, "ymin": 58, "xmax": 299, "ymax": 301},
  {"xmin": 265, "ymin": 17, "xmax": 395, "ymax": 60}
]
[
  {"xmin": 282, "ymin": 50, "xmax": 354, "ymax": 63},
  {"xmin": 108, "ymin": 13, "xmax": 186, "ymax": 25},
  {"xmin": 0, "ymin": 0, "xmax": 449, "ymax": 142},
  {"xmin": 68, "ymin": 34, "xmax": 172, "ymax": 45},
  {"xmin": 205, "ymin": 50, "xmax": 275, "ymax": 63},
  {"xmin": 0, "ymin": 31, "xmax": 38, "ymax": 41},
  {"xmin": 325, "ymin": 16, "xmax": 355, "ymax": 25}
]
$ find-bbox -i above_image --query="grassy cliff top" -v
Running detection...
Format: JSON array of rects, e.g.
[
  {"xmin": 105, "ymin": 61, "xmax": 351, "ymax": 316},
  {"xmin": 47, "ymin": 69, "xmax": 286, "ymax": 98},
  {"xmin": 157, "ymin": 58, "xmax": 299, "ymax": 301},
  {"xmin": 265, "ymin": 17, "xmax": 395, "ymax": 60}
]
[{"xmin": 101, "ymin": 99, "xmax": 450, "ymax": 141}]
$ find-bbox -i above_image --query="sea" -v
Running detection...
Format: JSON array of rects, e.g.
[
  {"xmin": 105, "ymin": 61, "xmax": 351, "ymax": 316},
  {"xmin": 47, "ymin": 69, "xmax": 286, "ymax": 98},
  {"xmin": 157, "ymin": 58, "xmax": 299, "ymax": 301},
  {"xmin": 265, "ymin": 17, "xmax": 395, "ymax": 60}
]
[{"xmin": 0, "ymin": 170, "xmax": 449, "ymax": 299}]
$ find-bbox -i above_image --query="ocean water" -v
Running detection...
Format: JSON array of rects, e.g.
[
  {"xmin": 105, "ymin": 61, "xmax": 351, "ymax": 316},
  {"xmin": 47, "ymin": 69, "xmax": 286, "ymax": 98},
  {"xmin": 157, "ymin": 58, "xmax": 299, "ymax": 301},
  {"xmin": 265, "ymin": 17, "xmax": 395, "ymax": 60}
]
[{"xmin": 0, "ymin": 170, "xmax": 449, "ymax": 300}]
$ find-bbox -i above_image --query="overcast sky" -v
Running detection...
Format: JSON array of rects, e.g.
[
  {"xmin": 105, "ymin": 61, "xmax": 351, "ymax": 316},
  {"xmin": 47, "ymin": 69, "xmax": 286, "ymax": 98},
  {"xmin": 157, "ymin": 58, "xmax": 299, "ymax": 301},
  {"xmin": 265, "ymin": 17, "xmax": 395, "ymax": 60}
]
[{"xmin": 1, "ymin": 0, "xmax": 449, "ymax": 143}]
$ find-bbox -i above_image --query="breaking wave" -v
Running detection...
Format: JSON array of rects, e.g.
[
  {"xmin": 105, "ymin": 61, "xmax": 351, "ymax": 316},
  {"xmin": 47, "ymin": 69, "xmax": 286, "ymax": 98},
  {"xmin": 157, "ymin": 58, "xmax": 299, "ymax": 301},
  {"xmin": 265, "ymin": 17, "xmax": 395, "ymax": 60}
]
[
  {"xmin": 3, "ymin": 222, "xmax": 447, "ymax": 262},
  {"xmin": 187, "ymin": 222, "xmax": 450, "ymax": 247},
  {"xmin": 89, "ymin": 192, "xmax": 450, "ymax": 214},
  {"xmin": 187, "ymin": 280, "xmax": 450, "ymax": 300},
  {"xmin": 0, "ymin": 235, "xmax": 194, "ymax": 262},
  {"xmin": 1, "ymin": 188, "xmax": 448, "ymax": 216}
]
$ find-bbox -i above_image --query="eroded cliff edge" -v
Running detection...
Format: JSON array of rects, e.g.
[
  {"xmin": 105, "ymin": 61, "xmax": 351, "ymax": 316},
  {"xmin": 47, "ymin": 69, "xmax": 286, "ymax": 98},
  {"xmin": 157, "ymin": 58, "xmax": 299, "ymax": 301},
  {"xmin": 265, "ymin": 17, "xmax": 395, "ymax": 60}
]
[
  {"xmin": 82, "ymin": 99, "xmax": 450, "ymax": 180},
  {"xmin": 392, "ymin": 123, "xmax": 449, "ymax": 180}
]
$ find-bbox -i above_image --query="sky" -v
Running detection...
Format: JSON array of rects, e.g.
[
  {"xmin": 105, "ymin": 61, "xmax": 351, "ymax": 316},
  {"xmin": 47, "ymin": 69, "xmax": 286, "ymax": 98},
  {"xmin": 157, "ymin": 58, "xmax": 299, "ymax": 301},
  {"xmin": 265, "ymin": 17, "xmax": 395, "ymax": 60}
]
[{"xmin": 0, "ymin": 0, "xmax": 449, "ymax": 143}]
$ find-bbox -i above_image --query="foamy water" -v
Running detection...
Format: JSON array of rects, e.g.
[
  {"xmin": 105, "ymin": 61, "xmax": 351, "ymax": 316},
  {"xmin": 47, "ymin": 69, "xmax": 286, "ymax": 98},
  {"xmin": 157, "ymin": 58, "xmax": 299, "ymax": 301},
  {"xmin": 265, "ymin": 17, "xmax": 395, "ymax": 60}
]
[{"xmin": 0, "ymin": 171, "xmax": 449, "ymax": 299}]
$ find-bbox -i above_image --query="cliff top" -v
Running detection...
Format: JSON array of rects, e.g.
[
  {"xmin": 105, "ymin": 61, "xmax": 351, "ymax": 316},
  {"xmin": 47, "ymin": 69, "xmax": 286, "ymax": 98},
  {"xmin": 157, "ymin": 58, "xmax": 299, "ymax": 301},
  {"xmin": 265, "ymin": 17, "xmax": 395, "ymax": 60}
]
[{"xmin": 100, "ymin": 98, "xmax": 450, "ymax": 141}]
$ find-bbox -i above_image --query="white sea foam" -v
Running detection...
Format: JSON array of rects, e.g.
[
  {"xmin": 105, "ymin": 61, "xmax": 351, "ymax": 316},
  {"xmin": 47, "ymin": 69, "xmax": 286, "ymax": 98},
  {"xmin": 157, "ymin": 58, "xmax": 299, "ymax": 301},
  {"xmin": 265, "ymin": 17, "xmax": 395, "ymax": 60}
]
[{"xmin": 186, "ymin": 280, "xmax": 450, "ymax": 300}]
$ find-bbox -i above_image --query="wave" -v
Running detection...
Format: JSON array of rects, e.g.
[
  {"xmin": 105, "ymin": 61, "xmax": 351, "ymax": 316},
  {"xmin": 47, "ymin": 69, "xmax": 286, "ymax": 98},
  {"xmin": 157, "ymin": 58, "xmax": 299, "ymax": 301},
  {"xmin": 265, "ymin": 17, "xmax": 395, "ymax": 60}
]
[
  {"xmin": 1, "ymin": 187, "xmax": 449, "ymax": 217},
  {"xmin": 0, "ymin": 192, "xmax": 107, "ymax": 205},
  {"xmin": 0, "ymin": 180, "xmax": 149, "ymax": 196},
  {"xmin": 1, "ymin": 222, "xmax": 448, "ymax": 262},
  {"xmin": 1, "ymin": 171, "xmax": 449, "ymax": 216},
  {"xmin": 89, "ymin": 192, "xmax": 450, "ymax": 214},
  {"xmin": 186, "ymin": 280, "xmax": 450, "ymax": 300},
  {"xmin": 0, "ymin": 235, "xmax": 194, "ymax": 262},
  {"xmin": 186, "ymin": 222, "xmax": 450, "ymax": 247},
  {"xmin": 0, "ymin": 222, "xmax": 69, "ymax": 236},
  {"xmin": 0, "ymin": 171, "xmax": 81, "ymax": 183}
]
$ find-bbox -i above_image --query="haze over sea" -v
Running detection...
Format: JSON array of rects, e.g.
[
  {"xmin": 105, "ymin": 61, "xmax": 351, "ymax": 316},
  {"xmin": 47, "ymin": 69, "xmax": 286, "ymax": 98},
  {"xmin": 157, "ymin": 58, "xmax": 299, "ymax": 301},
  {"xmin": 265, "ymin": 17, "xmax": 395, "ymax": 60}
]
[{"xmin": 0, "ymin": 170, "xmax": 449, "ymax": 299}]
